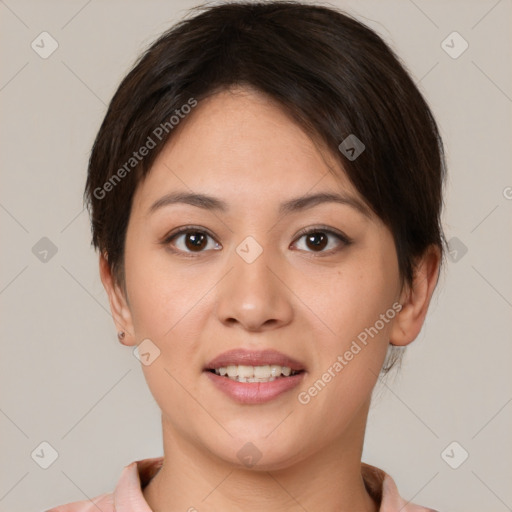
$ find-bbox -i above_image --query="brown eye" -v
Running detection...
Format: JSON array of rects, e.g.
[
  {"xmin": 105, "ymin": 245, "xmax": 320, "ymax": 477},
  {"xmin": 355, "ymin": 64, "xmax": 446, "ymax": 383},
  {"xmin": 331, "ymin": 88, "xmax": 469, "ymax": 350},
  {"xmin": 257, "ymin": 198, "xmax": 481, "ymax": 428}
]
[
  {"xmin": 164, "ymin": 228, "xmax": 221, "ymax": 255},
  {"xmin": 304, "ymin": 232, "xmax": 328, "ymax": 251},
  {"xmin": 292, "ymin": 227, "xmax": 352, "ymax": 254},
  {"xmin": 184, "ymin": 231, "xmax": 208, "ymax": 251}
]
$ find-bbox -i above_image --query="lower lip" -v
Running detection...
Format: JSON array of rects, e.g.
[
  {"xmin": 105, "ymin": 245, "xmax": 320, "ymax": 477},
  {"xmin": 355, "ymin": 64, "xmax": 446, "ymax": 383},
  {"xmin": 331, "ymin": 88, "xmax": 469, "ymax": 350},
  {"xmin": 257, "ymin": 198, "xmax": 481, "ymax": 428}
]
[{"xmin": 204, "ymin": 371, "xmax": 305, "ymax": 404}]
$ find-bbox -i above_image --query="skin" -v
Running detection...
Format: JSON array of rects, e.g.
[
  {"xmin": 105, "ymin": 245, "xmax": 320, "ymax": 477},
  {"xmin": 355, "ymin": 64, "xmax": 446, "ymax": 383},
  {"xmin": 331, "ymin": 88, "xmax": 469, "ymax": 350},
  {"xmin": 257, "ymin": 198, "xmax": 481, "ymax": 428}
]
[{"xmin": 100, "ymin": 86, "xmax": 440, "ymax": 512}]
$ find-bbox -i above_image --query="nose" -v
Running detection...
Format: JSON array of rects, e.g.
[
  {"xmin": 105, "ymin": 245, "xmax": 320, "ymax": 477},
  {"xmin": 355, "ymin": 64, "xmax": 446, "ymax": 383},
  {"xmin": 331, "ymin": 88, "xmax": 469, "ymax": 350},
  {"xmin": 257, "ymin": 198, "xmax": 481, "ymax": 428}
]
[{"xmin": 215, "ymin": 244, "xmax": 294, "ymax": 332}]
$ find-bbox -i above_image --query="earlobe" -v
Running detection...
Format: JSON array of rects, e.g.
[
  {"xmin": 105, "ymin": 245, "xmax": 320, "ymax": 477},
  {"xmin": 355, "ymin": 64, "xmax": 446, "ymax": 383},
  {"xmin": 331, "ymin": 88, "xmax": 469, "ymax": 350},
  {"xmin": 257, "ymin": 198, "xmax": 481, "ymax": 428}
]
[
  {"xmin": 389, "ymin": 245, "xmax": 441, "ymax": 347},
  {"xmin": 98, "ymin": 252, "xmax": 136, "ymax": 345}
]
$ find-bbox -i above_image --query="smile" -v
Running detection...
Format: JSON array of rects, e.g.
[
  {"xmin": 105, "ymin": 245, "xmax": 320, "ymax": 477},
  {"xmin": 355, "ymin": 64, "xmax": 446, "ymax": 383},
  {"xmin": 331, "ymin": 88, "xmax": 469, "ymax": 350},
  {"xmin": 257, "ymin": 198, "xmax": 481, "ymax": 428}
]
[{"xmin": 209, "ymin": 364, "xmax": 301, "ymax": 382}]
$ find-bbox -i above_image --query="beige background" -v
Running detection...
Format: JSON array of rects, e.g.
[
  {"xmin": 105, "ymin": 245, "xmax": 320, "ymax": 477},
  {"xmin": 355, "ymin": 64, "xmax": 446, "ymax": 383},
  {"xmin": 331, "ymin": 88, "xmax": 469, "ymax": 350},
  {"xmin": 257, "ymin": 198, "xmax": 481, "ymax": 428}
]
[{"xmin": 1, "ymin": 1, "xmax": 511, "ymax": 511}]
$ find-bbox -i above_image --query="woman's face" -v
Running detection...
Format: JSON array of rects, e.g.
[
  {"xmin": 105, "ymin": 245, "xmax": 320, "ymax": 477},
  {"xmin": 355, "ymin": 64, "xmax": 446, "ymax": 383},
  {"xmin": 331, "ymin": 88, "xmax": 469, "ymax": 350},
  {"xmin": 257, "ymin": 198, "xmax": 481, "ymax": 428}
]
[{"xmin": 117, "ymin": 87, "xmax": 403, "ymax": 468}]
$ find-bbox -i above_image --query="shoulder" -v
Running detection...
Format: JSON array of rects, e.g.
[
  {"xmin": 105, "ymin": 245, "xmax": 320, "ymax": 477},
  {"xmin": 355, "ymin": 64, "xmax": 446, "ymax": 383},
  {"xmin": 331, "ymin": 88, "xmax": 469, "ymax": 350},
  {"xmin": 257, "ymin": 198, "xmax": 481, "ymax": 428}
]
[
  {"xmin": 45, "ymin": 492, "xmax": 113, "ymax": 512},
  {"xmin": 362, "ymin": 462, "xmax": 440, "ymax": 512},
  {"xmin": 45, "ymin": 457, "xmax": 163, "ymax": 512}
]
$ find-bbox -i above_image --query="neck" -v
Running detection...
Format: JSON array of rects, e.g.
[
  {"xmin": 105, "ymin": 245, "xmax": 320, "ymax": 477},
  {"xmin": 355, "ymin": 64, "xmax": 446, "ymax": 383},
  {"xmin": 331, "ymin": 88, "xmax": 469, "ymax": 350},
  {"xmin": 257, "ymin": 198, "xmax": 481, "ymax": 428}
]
[{"xmin": 143, "ymin": 404, "xmax": 378, "ymax": 512}]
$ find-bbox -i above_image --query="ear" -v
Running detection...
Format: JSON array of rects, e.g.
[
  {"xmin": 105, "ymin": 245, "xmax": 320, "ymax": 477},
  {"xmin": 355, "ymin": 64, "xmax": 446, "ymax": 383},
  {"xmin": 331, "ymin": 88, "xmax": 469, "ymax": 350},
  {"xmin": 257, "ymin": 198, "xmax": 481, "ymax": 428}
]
[
  {"xmin": 99, "ymin": 252, "xmax": 136, "ymax": 346},
  {"xmin": 389, "ymin": 244, "xmax": 441, "ymax": 347}
]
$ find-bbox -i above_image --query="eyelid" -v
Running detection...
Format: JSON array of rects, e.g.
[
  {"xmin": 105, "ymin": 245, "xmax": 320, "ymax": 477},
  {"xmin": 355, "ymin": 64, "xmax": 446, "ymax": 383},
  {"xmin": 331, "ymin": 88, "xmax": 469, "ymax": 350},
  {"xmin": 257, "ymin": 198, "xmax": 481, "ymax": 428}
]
[
  {"xmin": 162, "ymin": 224, "xmax": 218, "ymax": 243},
  {"xmin": 292, "ymin": 225, "xmax": 353, "ymax": 246}
]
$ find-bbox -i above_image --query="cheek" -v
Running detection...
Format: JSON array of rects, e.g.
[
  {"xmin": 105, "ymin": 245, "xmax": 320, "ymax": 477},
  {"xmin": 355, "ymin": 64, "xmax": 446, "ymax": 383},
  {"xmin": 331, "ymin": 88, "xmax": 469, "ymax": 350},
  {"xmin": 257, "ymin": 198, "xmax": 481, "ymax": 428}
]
[
  {"xmin": 123, "ymin": 241, "xmax": 215, "ymax": 423},
  {"xmin": 125, "ymin": 246, "xmax": 211, "ymax": 432},
  {"xmin": 294, "ymin": 248, "xmax": 398, "ymax": 356},
  {"xmin": 291, "ymin": 244, "xmax": 398, "ymax": 414},
  {"xmin": 293, "ymin": 287, "xmax": 393, "ymax": 445},
  {"xmin": 124, "ymin": 239, "xmax": 205, "ymax": 341}
]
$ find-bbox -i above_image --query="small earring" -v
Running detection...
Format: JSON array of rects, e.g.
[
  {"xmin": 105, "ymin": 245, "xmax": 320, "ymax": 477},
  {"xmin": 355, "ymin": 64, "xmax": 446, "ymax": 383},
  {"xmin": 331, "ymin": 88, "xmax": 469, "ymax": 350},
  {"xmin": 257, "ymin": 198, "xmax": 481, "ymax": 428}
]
[{"xmin": 117, "ymin": 331, "xmax": 126, "ymax": 342}]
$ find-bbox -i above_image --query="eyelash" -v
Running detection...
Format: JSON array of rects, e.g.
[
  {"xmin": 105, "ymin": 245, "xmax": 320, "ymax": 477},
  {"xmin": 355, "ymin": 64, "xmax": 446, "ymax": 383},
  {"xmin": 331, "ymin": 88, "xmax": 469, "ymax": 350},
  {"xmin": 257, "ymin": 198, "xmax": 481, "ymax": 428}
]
[{"xmin": 161, "ymin": 225, "xmax": 353, "ymax": 258}]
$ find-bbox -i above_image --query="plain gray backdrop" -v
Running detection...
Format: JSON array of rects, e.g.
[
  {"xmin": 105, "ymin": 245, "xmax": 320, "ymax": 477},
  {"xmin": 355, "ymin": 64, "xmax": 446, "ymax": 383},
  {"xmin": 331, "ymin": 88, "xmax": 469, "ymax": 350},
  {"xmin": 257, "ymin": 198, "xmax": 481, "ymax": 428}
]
[{"xmin": 1, "ymin": 1, "xmax": 511, "ymax": 511}]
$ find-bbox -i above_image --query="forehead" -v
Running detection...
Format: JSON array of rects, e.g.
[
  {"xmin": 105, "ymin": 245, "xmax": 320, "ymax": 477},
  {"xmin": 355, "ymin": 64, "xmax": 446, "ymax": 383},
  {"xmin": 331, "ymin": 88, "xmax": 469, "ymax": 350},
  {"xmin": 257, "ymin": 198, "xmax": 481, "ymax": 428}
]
[{"xmin": 132, "ymin": 87, "xmax": 362, "ymax": 213}]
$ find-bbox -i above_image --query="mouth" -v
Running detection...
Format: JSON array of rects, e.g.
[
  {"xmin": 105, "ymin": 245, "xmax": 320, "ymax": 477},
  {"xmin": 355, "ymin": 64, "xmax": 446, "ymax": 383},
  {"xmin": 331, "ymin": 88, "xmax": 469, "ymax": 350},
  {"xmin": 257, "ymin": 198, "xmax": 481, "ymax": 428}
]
[
  {"xmin": 204, "ymin": 348, "xmax": 306, "ymax": 380},
  {"xmin": 206, "ymin": 365, "xmax": 304, "ymax": 383}
]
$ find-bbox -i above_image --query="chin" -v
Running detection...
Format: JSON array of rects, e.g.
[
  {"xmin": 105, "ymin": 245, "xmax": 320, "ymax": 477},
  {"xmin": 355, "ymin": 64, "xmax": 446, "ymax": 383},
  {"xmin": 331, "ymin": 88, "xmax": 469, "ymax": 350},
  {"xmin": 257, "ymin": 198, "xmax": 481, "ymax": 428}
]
[{"xmin": 205, "ymin": 430, "xmax": 309, "ymax": 472}]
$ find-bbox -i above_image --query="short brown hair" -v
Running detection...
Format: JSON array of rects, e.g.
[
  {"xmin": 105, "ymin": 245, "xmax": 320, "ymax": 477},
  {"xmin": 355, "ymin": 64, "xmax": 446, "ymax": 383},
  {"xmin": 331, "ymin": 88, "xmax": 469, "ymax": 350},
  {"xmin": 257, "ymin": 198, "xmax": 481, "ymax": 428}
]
[{"xmin": 84, "ymin": 0, "xmax": 446, "ymax": 370}]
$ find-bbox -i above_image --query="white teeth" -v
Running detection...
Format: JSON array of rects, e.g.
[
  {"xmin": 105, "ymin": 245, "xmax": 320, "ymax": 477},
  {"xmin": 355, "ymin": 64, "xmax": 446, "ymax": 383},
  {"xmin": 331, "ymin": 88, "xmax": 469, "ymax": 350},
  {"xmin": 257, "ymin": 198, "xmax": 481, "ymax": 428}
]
[
  {"xmin": 281, "ymin": 366, "xmax": 291, "ymax": 376},
  {"xmin": 254, "ymin": 365, "xmax": 270, "ymax": 378},
  {"xmin": 238, "ymin": 365, "xmax": 253, "ymax": 378},
  {"xmin": 213, "ymin": 364, "xmax": 297, "ymax": 381},
  {"xmin": 227, "ymin": 366, "xmax": 238, "ymax": 377},
  {"xmin": 270, "ymin": 365, "xmax": 281, "ymax": 377}
]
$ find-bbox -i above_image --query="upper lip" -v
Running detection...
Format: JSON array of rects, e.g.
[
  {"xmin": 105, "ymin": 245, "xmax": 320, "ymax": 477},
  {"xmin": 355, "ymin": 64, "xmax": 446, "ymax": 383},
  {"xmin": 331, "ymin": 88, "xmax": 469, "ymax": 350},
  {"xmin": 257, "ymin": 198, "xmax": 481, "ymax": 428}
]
[{"xmin": 204, "ymin": 349, "xmax": 306, "ymax": 372}]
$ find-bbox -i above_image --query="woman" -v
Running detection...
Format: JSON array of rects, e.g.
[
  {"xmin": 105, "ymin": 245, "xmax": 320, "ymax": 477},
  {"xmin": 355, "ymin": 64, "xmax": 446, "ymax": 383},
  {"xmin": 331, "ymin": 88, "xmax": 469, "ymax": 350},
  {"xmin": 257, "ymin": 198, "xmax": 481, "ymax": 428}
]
[{"xmin": 48, "ymin": 1, "xmax": 445, "ymax": 510}]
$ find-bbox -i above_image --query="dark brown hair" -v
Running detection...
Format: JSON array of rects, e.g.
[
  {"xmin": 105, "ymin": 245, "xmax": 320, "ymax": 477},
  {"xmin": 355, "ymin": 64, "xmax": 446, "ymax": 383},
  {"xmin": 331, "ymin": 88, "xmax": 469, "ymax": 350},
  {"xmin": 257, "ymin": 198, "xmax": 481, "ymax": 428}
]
[{"xmin": 84, "ymin": 0, "xmax": 446, "ymax": 371}]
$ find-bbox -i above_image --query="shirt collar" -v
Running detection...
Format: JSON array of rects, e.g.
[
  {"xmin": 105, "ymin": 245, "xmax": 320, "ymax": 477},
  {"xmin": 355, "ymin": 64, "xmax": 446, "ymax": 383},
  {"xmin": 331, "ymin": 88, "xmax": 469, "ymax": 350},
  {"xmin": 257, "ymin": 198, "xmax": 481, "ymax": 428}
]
[{"xmin": 113, "ymin": 457, "xmax": 163, "ymax": 512}]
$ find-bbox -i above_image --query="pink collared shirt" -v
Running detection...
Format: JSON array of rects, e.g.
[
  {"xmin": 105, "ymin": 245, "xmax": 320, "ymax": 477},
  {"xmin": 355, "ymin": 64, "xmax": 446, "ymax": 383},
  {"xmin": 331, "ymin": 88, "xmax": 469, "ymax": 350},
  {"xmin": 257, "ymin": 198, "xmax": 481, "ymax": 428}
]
[{"xmin": 46, "ymin": 457, "xmax": 438, "ymax": 511}]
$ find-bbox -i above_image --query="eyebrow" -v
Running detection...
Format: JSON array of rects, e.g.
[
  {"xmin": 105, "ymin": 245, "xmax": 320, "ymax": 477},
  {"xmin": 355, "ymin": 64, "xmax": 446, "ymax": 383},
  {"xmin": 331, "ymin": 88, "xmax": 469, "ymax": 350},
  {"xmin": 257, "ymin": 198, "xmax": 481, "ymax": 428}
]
[{"xmin": 147, "ymin": 190, "xmax": 371, "ymax": 218}]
